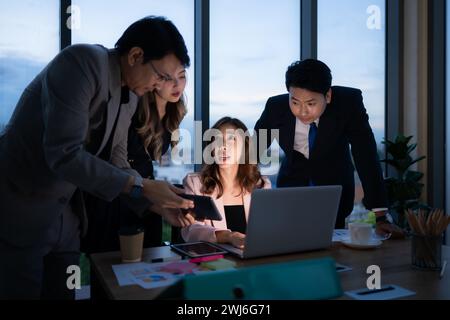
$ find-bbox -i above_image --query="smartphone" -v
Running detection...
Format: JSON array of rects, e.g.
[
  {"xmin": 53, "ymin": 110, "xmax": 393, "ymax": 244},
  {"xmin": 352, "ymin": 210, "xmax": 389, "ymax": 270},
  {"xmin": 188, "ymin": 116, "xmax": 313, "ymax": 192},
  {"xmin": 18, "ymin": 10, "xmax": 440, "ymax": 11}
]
[
  {"xmin": 170, "ymin": 241, "xmax": 227, "ymax": 258},
  {"xmin": 179, "ymin": 194, "xmax": 223, "ymax": 221}
]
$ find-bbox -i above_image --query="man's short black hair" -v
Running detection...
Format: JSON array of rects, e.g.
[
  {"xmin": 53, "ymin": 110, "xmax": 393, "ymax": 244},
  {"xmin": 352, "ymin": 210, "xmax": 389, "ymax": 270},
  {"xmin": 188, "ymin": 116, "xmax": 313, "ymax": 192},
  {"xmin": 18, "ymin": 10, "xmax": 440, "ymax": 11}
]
[
  {"xmin": 115, "ymin": 16, "xmax": 190, "ymax": 67},
  {"xmin": 285, "ymin": 59, "xmax": 332, "ymax": 95}
]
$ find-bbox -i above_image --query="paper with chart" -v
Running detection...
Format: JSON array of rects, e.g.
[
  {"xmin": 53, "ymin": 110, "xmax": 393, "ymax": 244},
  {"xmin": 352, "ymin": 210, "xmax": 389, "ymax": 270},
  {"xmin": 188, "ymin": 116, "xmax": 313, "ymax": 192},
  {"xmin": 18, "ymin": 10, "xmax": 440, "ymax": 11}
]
[
  {"xmin": 112, "ymin": 260, "xmax": 199, "ymax": 289},
  {"xmin": 111, "ymin": 259, "xmax": 233, "ymax": 289}
]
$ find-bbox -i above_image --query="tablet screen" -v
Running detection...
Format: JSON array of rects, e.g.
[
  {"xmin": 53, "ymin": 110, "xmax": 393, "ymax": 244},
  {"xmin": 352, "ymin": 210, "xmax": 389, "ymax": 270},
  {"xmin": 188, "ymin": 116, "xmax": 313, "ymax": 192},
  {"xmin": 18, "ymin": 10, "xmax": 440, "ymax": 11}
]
[{"xmin": 171, "ymin": 242, "xmax": 227, "ymax": 258}]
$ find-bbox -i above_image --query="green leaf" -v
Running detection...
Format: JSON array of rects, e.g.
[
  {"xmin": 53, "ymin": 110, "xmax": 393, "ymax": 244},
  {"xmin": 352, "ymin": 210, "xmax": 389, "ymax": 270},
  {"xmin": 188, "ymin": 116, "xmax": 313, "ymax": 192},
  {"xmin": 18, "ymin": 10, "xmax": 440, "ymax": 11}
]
[
  {"xmin": 407, "ymin": 143, "xmax": 417, "ymax": 153},
  {"xmin": 380, "ymin": 159, "xmax": 398, "ymax": 167},
  {"xmin": 407, "ymin": 156, "xmax": 426, "ymax": 168},
  {"xmin": 404, "ymin": 170, "xmax": 423, "ymax": 182}
]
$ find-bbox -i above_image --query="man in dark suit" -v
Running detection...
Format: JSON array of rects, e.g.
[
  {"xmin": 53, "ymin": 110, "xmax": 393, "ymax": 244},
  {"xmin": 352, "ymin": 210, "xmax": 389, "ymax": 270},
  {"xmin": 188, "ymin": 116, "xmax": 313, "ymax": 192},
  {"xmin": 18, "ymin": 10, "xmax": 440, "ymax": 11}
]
[
  {"xmin": 0, "ymin": 17, "xmax": 195, "ymax": 300},
  {"xmin": 255, "ymin": 59, "xmax": 402, "ymax": 236}
]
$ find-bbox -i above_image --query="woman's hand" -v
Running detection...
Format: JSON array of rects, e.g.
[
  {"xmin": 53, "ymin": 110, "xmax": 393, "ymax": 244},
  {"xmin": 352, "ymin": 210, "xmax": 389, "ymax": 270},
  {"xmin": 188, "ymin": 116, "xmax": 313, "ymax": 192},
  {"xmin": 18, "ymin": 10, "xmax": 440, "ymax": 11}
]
[
  {"xmin": 227, "ymin": 232, "xmax": 246, "ymax": 249},
  {"xmin": 150, "ymin": 204, "xmax": 196, "ymax": 228},
  {"xmin": 182, "ymin": 209, "xmax": 205, "ymax": 223},
  {"xmin": 216, "ymin": 231, "xmax": 246, "ymax": 249}
]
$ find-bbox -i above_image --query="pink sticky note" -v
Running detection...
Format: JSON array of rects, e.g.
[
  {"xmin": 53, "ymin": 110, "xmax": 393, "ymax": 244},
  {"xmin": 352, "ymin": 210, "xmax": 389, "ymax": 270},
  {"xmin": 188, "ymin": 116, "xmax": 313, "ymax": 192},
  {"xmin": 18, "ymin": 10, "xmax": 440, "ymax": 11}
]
[{"xmin": 189, "ymin": 254, "xmax": 224, "ymax": 264}]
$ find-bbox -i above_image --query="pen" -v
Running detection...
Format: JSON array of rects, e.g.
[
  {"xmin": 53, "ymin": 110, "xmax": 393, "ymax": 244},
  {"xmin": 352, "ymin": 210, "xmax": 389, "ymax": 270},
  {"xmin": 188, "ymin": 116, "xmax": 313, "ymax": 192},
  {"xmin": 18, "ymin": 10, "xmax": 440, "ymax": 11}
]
[
  {"xmin": 440, "ymin": 260, "xmax": 447, "ymax": 279},
  {"xmin": 149, "ymin": 255, "xmax": 182, "ymax": 263},
  {"xmin": 357, "ymin": 286, "xmax": 395, "ymax": 296}
]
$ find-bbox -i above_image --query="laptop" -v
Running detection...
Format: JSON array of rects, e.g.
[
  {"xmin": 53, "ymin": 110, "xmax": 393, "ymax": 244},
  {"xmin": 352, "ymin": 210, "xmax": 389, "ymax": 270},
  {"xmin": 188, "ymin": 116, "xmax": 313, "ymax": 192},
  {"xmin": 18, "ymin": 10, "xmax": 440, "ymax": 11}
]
[{"xmin": 216, "ymin": 186, "xmax": 342, "ymax": 259}]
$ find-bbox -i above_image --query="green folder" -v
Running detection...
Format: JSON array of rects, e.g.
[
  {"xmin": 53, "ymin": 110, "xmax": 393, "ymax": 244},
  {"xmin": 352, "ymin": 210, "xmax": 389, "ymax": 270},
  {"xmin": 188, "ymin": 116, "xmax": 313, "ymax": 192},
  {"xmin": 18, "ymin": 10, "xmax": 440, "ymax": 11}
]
[{"xmin": 158, "ymin": 257, "xmax": 342, "ymax": 300}]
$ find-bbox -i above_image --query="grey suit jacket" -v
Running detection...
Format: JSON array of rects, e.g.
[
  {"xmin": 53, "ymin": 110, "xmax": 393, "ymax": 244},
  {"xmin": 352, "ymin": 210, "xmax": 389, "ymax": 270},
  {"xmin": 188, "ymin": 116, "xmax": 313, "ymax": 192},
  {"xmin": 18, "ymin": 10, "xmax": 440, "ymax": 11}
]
[{"xmin": 0, "ymin": 44, "xmax": 148, "ymax": 247}]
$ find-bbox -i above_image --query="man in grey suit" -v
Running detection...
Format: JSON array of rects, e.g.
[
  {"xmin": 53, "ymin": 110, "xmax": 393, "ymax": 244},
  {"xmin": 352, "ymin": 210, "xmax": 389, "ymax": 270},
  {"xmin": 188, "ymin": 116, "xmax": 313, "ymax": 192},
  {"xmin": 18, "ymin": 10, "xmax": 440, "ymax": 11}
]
[{"xmin": 0, "ymin": 16, "xmax": 195, "ymax": 299}]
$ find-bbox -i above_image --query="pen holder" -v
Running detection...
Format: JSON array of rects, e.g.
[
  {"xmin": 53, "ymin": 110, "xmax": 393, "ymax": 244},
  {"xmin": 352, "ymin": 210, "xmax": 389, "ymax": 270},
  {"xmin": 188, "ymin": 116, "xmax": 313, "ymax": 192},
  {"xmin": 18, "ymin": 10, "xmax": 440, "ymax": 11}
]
[{"xmin": 411, "ymin": 233, "xmax": 442, "ymax": 271}]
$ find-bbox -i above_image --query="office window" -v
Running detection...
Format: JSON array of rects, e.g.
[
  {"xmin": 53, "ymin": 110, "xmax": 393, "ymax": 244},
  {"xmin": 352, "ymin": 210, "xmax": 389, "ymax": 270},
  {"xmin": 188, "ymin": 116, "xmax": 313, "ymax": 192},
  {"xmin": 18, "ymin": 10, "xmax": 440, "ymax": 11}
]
[
  {"xmin": 72, "ymin": 0, "xmax": 195, "ymax": 184},
  {"xmin": 318, "ymin": 0, "xmax": 386, "ymax": 205},
  {"xmin": 209, "ymin": 0, "xmax": 300, "ymax": 181},
  {"xmin": 0, "ymin": 0, "xmax": 59, "ymax": 131},
  {"xmin": 446, "ymin": 0, "xmax": 450, "ymax": 242}
]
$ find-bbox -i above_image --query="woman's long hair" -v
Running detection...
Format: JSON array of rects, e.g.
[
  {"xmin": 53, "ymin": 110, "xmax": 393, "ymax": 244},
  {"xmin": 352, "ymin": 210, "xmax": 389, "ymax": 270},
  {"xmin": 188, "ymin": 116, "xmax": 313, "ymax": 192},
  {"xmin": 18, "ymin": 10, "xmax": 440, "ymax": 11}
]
[
  {"xmin": 136, "ymin": 91, "xmax": 187, "ymax": 161},
  {"xmin": 200, "ymin": 117, "xmax": 265, "ymax": 198}
]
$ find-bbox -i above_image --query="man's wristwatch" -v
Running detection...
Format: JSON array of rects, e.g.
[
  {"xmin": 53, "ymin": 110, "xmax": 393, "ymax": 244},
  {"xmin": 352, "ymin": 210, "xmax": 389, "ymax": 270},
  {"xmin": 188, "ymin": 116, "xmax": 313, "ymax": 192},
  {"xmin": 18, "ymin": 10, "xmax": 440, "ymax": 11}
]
[{"xmin": 130, "ymin": 176, "xmax": 144, "ymax": 199}]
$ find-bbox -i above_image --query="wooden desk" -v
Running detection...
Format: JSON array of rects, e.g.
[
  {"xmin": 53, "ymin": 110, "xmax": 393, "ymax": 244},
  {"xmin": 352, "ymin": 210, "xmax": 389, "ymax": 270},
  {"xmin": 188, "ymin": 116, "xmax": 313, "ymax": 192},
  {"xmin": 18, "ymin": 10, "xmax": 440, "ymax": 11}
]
[{"xmin": 90, "ymin": 240, "xmax": 450, "ymax": 300}]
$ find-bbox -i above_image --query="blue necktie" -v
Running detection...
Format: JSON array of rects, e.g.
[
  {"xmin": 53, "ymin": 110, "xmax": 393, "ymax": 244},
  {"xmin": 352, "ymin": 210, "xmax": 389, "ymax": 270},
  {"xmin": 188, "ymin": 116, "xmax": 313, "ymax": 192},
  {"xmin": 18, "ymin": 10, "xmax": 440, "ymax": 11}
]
[
  {"xmin": 308, "ymin": 122, "xmax": 318, "ymax": 186},
  {"xmin": 308, "ymin": 122, "xmax": 318, "ymax": 153}
]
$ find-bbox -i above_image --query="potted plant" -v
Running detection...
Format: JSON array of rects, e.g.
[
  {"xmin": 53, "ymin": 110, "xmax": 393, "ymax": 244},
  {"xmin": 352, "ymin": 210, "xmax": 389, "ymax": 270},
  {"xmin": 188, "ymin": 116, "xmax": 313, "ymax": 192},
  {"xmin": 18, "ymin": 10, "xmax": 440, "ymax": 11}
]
[{"xmin": 381, "ymin": 135, "xmax": 428, "ymax": 228}]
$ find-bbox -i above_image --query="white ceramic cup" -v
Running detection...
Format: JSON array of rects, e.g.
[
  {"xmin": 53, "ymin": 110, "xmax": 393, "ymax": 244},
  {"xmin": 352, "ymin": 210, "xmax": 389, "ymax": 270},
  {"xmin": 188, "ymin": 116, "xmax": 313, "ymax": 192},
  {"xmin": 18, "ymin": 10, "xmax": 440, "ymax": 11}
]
[{"xmin": 348, "ymin": 222, "xmax": 373, "ymax": 244}]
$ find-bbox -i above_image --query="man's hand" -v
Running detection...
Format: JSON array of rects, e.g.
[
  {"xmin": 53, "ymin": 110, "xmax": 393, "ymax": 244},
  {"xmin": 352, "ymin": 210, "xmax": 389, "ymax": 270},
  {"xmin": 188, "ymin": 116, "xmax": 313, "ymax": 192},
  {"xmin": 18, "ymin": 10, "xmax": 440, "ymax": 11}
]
[
  {"xmin": 142, "ymin": 179, "xmax": 194, "ymax": 210},
  {"xmin": 373, "ymin": 210, "xmax": 405, "ymax": 239},
  {"xmin": 151, "ymin": 204, "xmax": 196, "ymax": 228},
  {"xmin": 375, "ymin": 221, "xmax": 405, "ymax": 239}
]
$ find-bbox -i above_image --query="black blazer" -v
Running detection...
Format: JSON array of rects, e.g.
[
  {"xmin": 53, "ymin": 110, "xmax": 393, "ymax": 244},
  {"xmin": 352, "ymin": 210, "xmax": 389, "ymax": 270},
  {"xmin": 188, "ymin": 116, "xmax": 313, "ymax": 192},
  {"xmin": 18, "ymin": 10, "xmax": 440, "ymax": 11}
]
[{"xmin": 254, "ymin": 86, "xmax": 387, "ymax": 227}]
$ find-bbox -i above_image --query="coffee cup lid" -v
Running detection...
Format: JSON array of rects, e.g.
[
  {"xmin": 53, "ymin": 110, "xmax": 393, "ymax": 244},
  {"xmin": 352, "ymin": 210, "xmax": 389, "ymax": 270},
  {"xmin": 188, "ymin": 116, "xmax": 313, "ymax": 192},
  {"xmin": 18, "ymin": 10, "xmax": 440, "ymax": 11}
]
[{"xmin": 119, "ymin": 225, "xmax": 144, "ymax": 236}]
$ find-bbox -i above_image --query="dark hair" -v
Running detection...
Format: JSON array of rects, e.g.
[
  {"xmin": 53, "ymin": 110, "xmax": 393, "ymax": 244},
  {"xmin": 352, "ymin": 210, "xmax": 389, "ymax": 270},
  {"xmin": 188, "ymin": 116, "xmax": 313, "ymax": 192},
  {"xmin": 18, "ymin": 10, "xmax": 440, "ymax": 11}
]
[
  {"xmin": 200, "ymin": 117, "xmax": 265, "ymax": 198},
  {"xmin": 115, "ymin": 16, "xmax": 190, "ymax": 67},
  {"xmin": 285, "ymin": 59, "xmax": 332, "ymax": 95}
]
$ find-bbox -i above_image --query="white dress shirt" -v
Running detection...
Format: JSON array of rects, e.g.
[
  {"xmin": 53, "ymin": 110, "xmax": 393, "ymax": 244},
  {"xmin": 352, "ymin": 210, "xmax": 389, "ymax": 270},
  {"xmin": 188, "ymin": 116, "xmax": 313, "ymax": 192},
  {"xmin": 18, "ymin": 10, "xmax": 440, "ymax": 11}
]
[{"xmin": 293, "ymin": 118, "xmax": 320, "ymax": 159}]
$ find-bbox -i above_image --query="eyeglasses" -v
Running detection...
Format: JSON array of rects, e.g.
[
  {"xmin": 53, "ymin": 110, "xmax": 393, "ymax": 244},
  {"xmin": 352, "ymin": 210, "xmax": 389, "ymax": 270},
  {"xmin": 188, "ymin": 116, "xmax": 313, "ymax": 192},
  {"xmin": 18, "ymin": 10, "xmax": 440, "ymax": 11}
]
[{"xmin": 149, "ymin": 61, "xmax": 171, "ymax": 82}]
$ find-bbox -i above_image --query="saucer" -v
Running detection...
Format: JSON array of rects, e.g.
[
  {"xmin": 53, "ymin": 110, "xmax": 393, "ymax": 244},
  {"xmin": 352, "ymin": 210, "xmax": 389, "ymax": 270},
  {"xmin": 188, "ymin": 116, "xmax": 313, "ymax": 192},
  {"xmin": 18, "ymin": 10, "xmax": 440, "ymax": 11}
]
[{"xmin": 342, "ymin": 239, "xmax": 382, "ymax": 250}]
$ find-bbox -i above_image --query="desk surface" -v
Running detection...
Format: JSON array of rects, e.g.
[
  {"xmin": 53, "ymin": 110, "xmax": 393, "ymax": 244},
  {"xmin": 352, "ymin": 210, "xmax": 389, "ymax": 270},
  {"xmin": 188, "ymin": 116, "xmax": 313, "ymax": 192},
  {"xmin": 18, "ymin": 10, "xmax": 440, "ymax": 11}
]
[{"xmin": 90, "ymin": 240, "xmax": 450, "ymax": 300}]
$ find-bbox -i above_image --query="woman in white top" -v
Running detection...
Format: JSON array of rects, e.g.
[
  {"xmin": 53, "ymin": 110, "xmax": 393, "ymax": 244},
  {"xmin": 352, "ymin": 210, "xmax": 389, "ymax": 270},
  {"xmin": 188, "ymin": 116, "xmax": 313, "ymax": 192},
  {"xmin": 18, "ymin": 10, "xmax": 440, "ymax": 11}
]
[{"xmin": 182, "ymin": 117, "xmax": 271, "ymax": 248}]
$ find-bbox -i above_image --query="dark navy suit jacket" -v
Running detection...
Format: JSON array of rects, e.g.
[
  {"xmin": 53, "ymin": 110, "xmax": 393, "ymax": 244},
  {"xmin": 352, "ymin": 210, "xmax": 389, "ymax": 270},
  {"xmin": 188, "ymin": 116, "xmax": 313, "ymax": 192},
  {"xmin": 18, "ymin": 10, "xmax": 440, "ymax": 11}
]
[{"xmin": 255, "ymin": 86, "xmax": 387, "ymax": 227}]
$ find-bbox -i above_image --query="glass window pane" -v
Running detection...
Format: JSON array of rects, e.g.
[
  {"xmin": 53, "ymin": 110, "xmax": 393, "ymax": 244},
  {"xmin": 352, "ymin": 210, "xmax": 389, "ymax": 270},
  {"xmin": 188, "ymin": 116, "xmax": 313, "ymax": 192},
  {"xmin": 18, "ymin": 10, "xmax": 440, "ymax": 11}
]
[
  {"xmin": 446, "ymin": 0, "xmax": 450, "ymax": 240},
  {"xmin": 0, "ymin": 0, "xmax": 59, "ymax": 131},
  {"xmin": 210, "ymin": 0, "xmax": 300, "ymax": 181},
  {"xmin": 72, "ymin": 0, "xmax": 195, "ymax": 184},
  {"xmin": 318, "ymin": 0, "xmax": 386, "ymax": 206}
]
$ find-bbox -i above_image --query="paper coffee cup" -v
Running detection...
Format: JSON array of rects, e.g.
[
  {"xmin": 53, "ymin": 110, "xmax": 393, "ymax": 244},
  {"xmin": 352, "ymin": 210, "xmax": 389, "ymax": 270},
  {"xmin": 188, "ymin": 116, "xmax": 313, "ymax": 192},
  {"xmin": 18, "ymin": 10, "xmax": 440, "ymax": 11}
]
[{"xmin": 119, "ymin": 226, "xmax": 144, "ymax": 263}]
